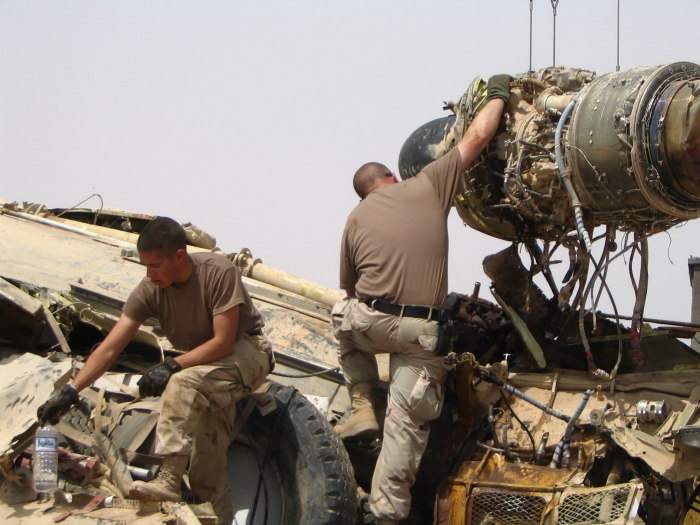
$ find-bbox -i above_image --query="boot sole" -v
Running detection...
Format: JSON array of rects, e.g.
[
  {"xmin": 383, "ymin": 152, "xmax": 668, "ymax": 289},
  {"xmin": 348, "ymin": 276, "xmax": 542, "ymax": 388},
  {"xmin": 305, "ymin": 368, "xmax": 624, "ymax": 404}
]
[{"xmin": 337, "ymin": 420, "xmax": 380, "ymax": 442}]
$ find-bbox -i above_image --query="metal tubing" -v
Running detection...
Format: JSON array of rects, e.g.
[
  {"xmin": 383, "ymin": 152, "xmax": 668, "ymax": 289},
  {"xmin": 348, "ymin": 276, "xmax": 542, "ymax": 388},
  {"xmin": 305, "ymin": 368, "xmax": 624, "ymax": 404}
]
[
  {"xmin": 555, "ymin": 85, "xmax": 592, "ymax": 252},
  {"xmin": 1, "ymin": 209, "xmax": 135, "ymax": 249}
]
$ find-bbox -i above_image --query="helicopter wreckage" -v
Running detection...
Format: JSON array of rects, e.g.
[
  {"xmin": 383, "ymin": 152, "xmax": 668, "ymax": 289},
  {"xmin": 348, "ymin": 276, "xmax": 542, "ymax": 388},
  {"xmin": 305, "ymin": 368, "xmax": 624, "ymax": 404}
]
[{"xmin": 1, "ymin": 62, "xmax": 700, "ymax": 524}]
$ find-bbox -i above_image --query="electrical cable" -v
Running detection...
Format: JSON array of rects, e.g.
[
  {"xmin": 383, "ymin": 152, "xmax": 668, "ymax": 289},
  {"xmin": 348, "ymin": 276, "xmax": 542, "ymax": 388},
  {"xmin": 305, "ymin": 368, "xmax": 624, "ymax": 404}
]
[
  {"xmin": 55, "ymin": 193, "xmax": 104, "ymax": 224},
  {"xmin": 500, "ymin": 389, "xmax": 536, "ymax": 463}
]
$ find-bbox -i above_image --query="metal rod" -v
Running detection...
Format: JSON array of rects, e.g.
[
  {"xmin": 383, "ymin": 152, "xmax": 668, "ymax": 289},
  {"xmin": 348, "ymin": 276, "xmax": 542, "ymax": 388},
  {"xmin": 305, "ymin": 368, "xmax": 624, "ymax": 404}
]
[
  {"xmin": 1, "ymin": 209, "xmax": 134, "ymax": 249},
  {"xmin": 599, "ymin": 312, "xmax": 700, "ymax": 329},
  {"xmin": 551, "ymin": 0, "xmax": 560, "ymax": 67}
]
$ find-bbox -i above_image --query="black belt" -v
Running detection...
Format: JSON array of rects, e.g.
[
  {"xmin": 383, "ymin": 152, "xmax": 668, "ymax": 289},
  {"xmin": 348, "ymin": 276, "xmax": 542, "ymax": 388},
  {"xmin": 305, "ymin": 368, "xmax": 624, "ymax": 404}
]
[{"xmin": 362, "ymin": 299, "xmax": 441, "ymax": 322}]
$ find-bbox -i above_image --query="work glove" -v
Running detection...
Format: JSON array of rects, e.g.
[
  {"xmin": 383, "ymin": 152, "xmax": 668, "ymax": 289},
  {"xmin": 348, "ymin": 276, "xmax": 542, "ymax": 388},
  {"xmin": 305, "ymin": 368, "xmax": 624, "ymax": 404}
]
[
  {"xmin": 137, "ymin": 357, "xmax": 182, "ymax": 397},
  {"xmin": 485, "ymin": 74, "xmax": 514, "ymax": 105},
  {"xmin": 37, "ymin": 384, "xmax": 80, "ymax": 425}
]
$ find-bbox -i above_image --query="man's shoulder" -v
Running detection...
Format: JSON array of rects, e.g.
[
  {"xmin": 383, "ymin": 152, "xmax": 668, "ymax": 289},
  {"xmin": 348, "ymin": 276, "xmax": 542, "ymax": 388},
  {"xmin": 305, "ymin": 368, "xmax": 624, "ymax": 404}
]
[{"xmin": 191, "ymin": 251, "xmax": 235, "ymax": 271}]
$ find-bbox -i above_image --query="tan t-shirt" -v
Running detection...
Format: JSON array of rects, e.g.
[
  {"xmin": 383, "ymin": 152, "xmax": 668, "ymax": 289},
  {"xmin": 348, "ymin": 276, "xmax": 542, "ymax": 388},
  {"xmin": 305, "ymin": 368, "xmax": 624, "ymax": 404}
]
[
  {"xmin": 123, "ymin": 252, "xmax": 264, "ymax": 351},
  {"xmin": 340, "ymin": 147, "xmax": 463, "ymax": 309}
]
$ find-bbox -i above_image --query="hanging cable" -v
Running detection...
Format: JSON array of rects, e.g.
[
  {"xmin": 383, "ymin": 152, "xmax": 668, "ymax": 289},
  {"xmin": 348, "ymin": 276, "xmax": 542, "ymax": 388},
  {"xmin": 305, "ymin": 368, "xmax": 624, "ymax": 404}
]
[
  {"xmin": 589, "ymin": 256, "xmax": 624, "ymax": 380},
  {"xmin": 629, "ymin": 233, "xmax": 649, "ymax": 363},
  {"xmin": 577, "ymin": 240, "xmax": 636, "ymax": 379},
  {"xmin": 529, "ymin": 0, "xmax": 534, "ymax": 73},
  {"xmin": 616, "ymin": 0, "xmax": 621, "ymax": 72},
  {"xmin": 550, "ymin": 0, "xmax": 560, "ymax": 67}
]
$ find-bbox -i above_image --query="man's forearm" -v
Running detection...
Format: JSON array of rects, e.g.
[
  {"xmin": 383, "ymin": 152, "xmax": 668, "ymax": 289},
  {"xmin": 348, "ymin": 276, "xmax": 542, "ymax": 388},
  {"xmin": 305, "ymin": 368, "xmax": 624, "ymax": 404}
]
[
  {"xmin": 174, "ymin": 338, "xmax": 234, "ymax": 369},
  {"xmin": 457, "ymin": 98, "xmax": 505, "ymax": 167},
  {"xmin": 72, "ymin": 314, "xmax": 140, "ymax": 391},
  {"xmin": 72, "ymin": 340, "xmax": 128, "ymax": 391},
  {"xmin": 174, "ymin": 306, "xmax": 239, "ymax": 369}
]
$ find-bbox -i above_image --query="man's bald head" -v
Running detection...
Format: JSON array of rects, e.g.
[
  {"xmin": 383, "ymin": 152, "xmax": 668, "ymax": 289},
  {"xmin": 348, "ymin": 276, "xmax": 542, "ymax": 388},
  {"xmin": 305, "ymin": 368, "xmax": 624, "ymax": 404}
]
[{"xmin": 353, "ymin": 162, "xmax": 396, "ymax": 199}]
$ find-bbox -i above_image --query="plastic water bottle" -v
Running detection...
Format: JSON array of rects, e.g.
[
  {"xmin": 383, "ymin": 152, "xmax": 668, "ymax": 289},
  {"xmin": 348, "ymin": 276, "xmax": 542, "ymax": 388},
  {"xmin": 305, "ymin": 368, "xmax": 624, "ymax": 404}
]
[{"xmin": 33, "ymin": 426, "xmax": 59, "ymax": 492}]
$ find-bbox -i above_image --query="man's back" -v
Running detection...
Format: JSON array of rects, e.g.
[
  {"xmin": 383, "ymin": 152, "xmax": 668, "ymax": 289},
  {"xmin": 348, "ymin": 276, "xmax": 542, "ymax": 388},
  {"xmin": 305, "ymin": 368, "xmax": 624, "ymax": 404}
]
[{"xmin": 340, "ymin": 147, "xmax": 463, "ymax": 308}]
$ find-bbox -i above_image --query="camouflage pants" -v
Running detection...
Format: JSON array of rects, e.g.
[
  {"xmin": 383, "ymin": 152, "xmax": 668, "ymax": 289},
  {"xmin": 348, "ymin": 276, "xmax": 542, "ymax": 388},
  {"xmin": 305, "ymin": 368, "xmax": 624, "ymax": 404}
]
[
  {"xmin": 331, "ymin": 298, "xmax": 446, "ymax": 522},
  {"xmin": 155, "ymin": 333, "xmax": 272, "ymax": 525}
]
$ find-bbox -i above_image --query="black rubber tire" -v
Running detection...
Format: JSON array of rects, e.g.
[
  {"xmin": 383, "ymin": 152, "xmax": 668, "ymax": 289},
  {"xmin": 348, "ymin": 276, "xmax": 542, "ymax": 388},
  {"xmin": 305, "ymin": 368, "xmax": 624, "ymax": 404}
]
[
  {"xmin": 59, "ymin": 405, "xmax": 95, "ymax": 456},
  {"xmin": 244, "ymin": 383, "xmax": 358, "ymax": 525}
]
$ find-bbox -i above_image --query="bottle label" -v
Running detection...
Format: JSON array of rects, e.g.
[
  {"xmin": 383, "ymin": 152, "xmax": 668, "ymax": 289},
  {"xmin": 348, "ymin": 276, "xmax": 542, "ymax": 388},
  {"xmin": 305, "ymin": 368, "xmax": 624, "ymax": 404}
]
[{"xmin": 35, "ymin": 437, "xmax": 58, "ymax": 452}]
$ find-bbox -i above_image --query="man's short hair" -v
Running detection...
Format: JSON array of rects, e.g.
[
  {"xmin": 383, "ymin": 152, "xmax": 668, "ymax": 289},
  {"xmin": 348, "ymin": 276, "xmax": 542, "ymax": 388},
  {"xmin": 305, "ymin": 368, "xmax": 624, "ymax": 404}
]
[
  {"xmin": 137, "ymin": 217, "xmax": 187, "ymax": 257},
  {"xmin": 353, "ymin": 162, "xmax": 391, "ymax": 199}
]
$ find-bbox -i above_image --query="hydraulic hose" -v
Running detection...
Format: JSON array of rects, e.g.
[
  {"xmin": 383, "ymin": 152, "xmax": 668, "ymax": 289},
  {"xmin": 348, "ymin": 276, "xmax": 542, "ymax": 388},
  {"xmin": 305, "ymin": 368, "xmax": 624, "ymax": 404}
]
[
  {"xmin": 555, "ymin": 84, "xmax": 592, "ymax": 253},
  {"xmin": 500, "ymin": 383, "xmax": 571, "ymax": 422},
  {"xmin": 549, "ymin": 389, "xmax": 594, "ymax": 468}
]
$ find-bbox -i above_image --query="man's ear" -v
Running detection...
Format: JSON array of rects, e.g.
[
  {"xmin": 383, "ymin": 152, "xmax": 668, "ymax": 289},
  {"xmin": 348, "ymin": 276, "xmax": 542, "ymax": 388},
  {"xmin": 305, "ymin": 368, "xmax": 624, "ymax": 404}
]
[{"xmin": 175, "ymin": 248, "xmax": 187, "ymax": 261}]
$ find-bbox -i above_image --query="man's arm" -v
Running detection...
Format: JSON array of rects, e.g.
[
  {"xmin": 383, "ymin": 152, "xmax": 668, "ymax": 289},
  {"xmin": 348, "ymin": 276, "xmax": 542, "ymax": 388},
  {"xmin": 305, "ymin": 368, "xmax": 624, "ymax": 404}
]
[
  {"xmin": 345, "ymin": 288, "xmax": 356, "ymax": 297},
  {"xmin": 456, "ymin": 97, "xmax": 505, "ymax": 168},
  {"xmin": 72, "ymin": 314, "xmax": 142, "ymax": 391},
  {"xmin": 174, "ymin": 305, "xmax": 240, "ymax": 369}
]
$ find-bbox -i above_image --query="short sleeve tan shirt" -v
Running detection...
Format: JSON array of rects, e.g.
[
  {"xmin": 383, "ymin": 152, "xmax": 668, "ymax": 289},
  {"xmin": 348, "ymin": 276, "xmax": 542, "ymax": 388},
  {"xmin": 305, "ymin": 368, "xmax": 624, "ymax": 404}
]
[
  {"xmin": 340, "ymin": 147, "xmax": 463, "ymax": 309},
  {"xmin": 123, "ymin": 252, "xmax": 264, "ymax": 351}
]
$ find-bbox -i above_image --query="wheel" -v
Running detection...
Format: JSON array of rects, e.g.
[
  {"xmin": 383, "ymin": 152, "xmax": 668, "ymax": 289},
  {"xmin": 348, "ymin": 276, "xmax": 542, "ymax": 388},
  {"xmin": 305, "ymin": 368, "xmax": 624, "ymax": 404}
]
[{"xmin": 230, "ymin": 383, "xmax": 358, "ymax": 525}]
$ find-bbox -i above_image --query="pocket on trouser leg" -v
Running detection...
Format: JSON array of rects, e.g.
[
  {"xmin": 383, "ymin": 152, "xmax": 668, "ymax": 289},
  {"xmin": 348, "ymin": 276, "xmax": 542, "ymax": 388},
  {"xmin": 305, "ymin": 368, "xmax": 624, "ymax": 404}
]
[
  {"xmin": 331, "ymin": 298, "xmax": 370, "ymax": 340},
  {"xmin": 331, "ymin": 298, "xmax": 354, "ymax": 340},
  {"xmin": 407, "ymin": 370, "xmax": 444, "ymax": 423}
]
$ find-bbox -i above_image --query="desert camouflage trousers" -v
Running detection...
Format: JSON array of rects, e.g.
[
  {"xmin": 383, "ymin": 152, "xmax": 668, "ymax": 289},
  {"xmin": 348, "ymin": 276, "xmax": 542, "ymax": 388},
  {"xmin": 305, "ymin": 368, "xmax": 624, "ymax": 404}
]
[
  {"xmin": 155, "ymin": 333, "xmax": 272, "ymax": 525},
  {"xmin": 331, "ymin": 298, "xmax": 446, "ymax": 522}
]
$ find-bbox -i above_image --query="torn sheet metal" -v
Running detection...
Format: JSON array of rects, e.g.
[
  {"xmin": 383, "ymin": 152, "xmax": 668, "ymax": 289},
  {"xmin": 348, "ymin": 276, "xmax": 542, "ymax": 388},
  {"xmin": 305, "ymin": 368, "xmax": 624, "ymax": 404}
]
[
  {"xmin": 0, "ymin": 353, "xmax": 72, "ymax": 455},
  {"xmin": 610, "ymin": 426, "xmax": 700, "ymax": 482}
]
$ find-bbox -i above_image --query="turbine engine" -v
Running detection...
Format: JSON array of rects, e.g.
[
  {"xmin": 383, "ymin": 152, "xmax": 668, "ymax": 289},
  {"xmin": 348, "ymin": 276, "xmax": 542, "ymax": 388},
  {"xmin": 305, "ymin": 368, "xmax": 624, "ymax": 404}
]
[{"xmin": 399, "ymin": 62, "xmax": 700, "ymax": 247}]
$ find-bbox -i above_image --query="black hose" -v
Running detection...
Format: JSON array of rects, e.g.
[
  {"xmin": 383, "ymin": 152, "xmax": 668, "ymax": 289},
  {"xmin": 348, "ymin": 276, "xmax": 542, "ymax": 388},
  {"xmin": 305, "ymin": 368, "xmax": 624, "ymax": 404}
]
[
  {"xmin": 501, "ymin": 424, "xmax": 514, "ymax": 461},
  {"xmin": 500, "ymin": 389, "xmax": 536, "ymax": 463}
]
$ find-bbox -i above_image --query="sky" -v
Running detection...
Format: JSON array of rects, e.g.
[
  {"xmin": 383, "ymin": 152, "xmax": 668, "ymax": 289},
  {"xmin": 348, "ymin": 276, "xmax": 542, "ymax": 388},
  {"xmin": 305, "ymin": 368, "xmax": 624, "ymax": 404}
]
[{"xmin": 1, "ymin": 0, "xmax": 699, "ymax": 327}]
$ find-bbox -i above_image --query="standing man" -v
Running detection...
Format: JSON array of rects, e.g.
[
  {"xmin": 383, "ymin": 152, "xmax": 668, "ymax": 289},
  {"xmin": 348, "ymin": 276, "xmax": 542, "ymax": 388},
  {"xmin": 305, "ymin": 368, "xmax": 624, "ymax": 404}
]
[
  {"xmin": 332, "ymin": 75, "xmax": 511, "ymax": 525},
  {"xmin": 37, "ymin": 218, "xmax": 273, "ymax": 525}
]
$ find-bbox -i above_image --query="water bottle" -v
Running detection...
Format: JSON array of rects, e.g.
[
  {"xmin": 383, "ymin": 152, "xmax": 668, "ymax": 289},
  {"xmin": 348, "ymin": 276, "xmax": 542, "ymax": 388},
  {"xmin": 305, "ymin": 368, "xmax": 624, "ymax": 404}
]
[{"xmin": 33, "ymin": 426, "xmax": 59, "ymax": 492}]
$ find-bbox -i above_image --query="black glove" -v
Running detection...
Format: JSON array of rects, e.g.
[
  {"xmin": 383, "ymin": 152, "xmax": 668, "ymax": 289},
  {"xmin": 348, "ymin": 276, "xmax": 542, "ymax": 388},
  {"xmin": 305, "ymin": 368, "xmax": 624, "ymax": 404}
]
[
  {"xmin": 37, "ymin": 384, "xmax": 80, "ymax": 425},
  {"xmin": 138, "ymin": 357, "xmax": 182, "ymax": 397},
  {"xmin": 485, "ymin": 74, "xmax": 514, "ymax": 105}
]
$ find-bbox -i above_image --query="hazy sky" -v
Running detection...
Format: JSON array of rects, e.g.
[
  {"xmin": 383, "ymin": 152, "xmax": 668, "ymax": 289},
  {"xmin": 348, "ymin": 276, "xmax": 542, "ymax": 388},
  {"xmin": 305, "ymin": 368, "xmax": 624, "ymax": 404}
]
[{"xmin": 1, "ymin": 1, "xmax": 699, "ymax": 325}]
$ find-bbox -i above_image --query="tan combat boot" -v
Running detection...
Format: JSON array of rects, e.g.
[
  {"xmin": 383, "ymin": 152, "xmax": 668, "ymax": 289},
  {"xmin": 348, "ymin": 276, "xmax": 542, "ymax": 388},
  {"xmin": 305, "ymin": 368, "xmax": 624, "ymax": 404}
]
[
  {"xmin": 129, "ymin": 455, "xmax": 188, "ymax": 502},
  {"xmin": 335, "ymin": 382, "xmax": 379, "ymax": 441}
]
